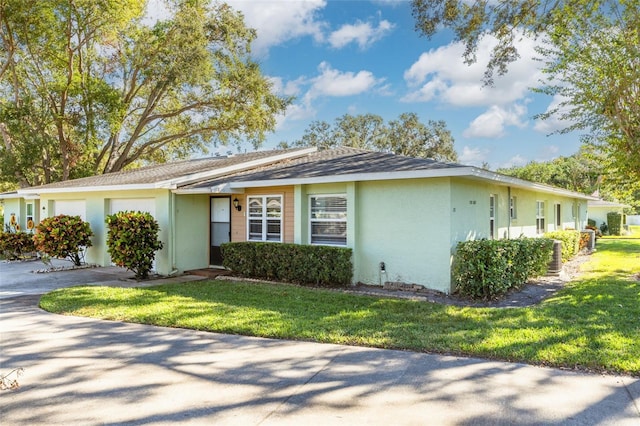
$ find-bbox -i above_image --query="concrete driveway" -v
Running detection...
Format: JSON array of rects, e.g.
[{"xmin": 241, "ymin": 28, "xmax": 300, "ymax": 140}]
[{"xmin": 1, "ymin": 260, "xmax": 639, "ymax": 425}]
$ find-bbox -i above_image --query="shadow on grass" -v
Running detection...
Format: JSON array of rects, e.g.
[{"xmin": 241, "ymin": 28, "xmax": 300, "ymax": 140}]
[{"xmin": 39, "ymin": 271, "xmax": 640, "ymax": 377}]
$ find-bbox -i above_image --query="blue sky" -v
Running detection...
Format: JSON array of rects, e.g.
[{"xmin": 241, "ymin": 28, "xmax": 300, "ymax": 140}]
[{"xmin": 153, "ymin": 0, "xmax": 582, "ymax": 169}]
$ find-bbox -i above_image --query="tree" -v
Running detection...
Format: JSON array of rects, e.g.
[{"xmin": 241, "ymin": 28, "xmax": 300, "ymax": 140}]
[
  {"xmin": 288, "ymin": 113, "xmax": 458, "ymax": 162},
  {"xmin": 411, "ymin": 0, "xmax": 640, "ymax": 180},
  {"xmin": 0, "ymin": 0, "xmax": 288, "ymax": 186}
]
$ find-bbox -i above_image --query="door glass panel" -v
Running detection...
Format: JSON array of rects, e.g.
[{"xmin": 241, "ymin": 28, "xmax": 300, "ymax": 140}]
[{"xmin": 211, "ymin": 223, "xmax": 230, "ymax": 246}]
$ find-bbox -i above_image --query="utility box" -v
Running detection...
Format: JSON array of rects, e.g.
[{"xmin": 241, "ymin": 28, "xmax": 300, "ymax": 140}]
[
  {"xmin": 583, "ymin": 229, "xmax": 596, "ymax": 251},
  {"xmin": 547, "ymin": 240, "xmax": 562, "ymax": 276}
]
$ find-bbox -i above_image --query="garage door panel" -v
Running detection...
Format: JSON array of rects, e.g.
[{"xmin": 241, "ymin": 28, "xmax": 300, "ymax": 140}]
[
  {"xmin": 109, "ymin": 198, "xmax": 156, "ymax": 216},
  {"xmin": 53, "ymin": 200, "xmax": 86, "ymax": 220}
]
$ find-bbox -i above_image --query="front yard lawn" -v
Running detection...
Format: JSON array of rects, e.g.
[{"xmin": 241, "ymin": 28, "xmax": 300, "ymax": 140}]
[{"xmin": 40, "ymin": 239, "xmax": 640, "ymax": 376}]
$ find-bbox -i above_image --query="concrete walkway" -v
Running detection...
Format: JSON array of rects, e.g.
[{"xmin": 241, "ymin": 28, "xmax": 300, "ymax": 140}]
[{"xmin": 1, "ymin": 261, "xmax": 639, "ymax": 425}]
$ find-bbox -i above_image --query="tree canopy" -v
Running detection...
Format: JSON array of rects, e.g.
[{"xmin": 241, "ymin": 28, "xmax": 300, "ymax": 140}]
[
  {"xmin": 412, "ymin": 0, "xmax": 640, "ymax": 180},
  {"xmin": 0, "ymin": 0, "xmax": 288, "ymax": 186},
  {"xmin": 284, "ymin": 112, "xmax": 458, "ymax": 163}
]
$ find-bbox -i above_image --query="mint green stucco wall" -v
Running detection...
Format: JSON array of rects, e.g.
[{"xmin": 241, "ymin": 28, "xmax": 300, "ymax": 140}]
[
  {"xmin": 450, "ymin": 178, "xmax": 586, "ymax": 243},
  {"xmin": 174, "ymin": 194, "xmax": 210, "ymax": 271},
  {"xmin": 355, "ymin": 178, "xmax": 452, "ymax": 292}
]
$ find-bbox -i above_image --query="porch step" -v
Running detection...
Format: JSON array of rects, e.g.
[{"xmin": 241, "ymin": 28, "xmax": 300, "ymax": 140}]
[{"xmin": 185, "ymin": 268, "xmax": 232, "ymax": 279}]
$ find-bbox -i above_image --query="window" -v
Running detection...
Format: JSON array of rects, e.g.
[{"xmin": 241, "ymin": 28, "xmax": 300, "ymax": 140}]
[
  {"xmin": 26, "ymin": 201, "xmax": 35, "ymax": 233},
  {"xmin": 536, "ymin": 201, "xmax": 545, "ymax": 234},
  {"xmin": 489, "ymin": 194, "xmax": 496, "ymax": 239},
  {"xmin": 247, "ymin": 195, "xmax": 282, "ymax": 242},
  {"xmin": 555, "ymin": 203, "xmax": 561, "ymax": 228},
  {"xmin": 310, "ymin": 195, "xmax": 347, "ymax": 245},
  {"xmin": 510, "ymin": 196, "xmax": 517, "ymax": 220}
]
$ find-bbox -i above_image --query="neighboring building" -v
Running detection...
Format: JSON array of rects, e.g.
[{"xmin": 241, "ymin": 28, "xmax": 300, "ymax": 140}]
[
  {"xmin": 0, "ymin": 147, "xmax": 595, "ymax": 293},
  {"xmin": 587, "ymin": 199, "xmax": 629, "ymax": 229}
]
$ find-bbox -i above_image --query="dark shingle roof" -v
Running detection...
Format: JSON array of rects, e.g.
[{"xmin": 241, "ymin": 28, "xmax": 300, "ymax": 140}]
[
  {"xmin": 24, "ymin": 149, "xmax": 305, "ymax": 190},
  {"xmin": 181, "ymin": 147, "xmax": 466, "ymax": 189}
]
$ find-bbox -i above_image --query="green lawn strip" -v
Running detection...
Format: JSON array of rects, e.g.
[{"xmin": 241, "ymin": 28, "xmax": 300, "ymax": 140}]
[{"xmin": 40, "ymin": 239, "xmax": 640, "ymax": 376}]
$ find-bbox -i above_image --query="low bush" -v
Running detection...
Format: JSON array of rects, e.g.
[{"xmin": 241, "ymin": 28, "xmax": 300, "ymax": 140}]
[
  {"xmin": 33, "ymin": 215, "xmax": 93, "ymax": 266},
  {"xmin": 607, "ymin": 212, "xmax": 622, "ymax": 236},
  {"xmin": 221, "ymin": 242, "xmax": 352, "ymax": 287},
  {"xmin": 0, "ymin": 229, "xmax": 36, "ymax": 260},
  {"xmin": 587, "ymin": 218, "xmax": 596, "ymax": 228},
  {"xmin": 543, "ymin": 230, "xmax": 580, "ymax": 262},
  {"xmin": 106, "ymin": 211, "xmax": 163, "ymax": 280},
  {"xmin": 452, "ymin": 237, "xmax": 553, "ymax": 300}
]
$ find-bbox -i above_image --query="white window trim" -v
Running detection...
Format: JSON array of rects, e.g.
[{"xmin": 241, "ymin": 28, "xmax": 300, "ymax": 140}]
[
  {"xmin": 309, "ymin": 194, "xmax": 347, "ymax": 246},
  {"xmin": 489, "ymin": 194, "xmax": 496, "ymax": 239},
  {"xmin": 536, "ymin": 201, "xmax": 546, "ymax": 235},
  {"xmin": 246, "ymin": 195, "xmax": 283, "ymax": 242},
  {"xmin": 555, "ymin": 203, "xmax": 562, "ymax": 228},
  {"xmin": 510, "ymin": 196, "xmax": 517, "ymax": 220},
  {"xmin": 25, "ymin": 201, "xmax": 35, "ymax": 233}
]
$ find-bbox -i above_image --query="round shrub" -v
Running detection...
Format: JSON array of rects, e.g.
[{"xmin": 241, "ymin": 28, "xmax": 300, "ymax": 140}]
[
  {"xmin": 33, "ymin": 215, "xmax": 93, "ymax": 266},
  {"xmin": 0, "ymin": 230, "xmax": 36, "ymax": 260},
  {"xmin": 106, "ymin": 211, "xmax": 163, "ymax": 280}
]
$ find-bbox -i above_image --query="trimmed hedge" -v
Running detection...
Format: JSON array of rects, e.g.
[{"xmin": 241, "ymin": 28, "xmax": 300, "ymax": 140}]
[
  {"xmin": 607, "ymin": 212, "xmax": 622, "ymax": 236},
  {"xmin": 543, "ymin": 230, "xmax": 580, "ymax": 262},
  {"xmin": 452, "ymin": 238, "xmax": 553, "ymax": 300},
  {"xmin": 221, "ymin": 242, "xmax": 353, "ymax": 287}
]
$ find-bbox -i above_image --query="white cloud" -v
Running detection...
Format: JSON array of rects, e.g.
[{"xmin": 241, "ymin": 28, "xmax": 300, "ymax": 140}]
[
  {"xmin": 501, "ymin": 154, "xmax": 528, "ymax": 168},
  {"xmin": 227, "ymin": 0, "xmax": 327, "ymax": 56},
  {"xmin": 328, "ymin": 19, "xmax": 394, "ymax": 49},
  {"xmin": 309, "ymin": 62, "xmax": 384, "ymax": 97},
  {"xmin": 463, "ymin": 104, "xmax": 529, "ymax": 138},
  {"xmin": 533, "ymin": 94, "xmax": 575, "ymax": 134},
  {"xmin": 459, "ymin": 146, "xmax": 489, "ymax": 166},
  {"xmin": 274, "ymin": 62, "xmax": 385, "ymax": 129},
  {"xmin": 403, "ymin": 32, "xmax": 543, "ymax": 107}
]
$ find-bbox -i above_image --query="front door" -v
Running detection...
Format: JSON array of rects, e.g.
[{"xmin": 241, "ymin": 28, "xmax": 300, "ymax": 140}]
[{"xmin": 210, "ymin": 197, "xmax": 231, "ymax": 265}]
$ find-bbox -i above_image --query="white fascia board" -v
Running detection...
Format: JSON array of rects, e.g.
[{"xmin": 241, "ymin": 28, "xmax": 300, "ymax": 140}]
[
  {"xmin": 227, "ymin": 166, "xmax": 596, "ymax": 200},
  {"xmin": 158, "ymin": 147, "xmax": 317, "ymax": 188},
  {"xmin": 18, "ymin": 183, "xmax": 158, "ymax": 195},
  {"xmin": 0, "ymin": 192, "xmax": 22, "ymax": 200},
  {"xmin": 172, "ymin": 184, "xmax": 244, "ymax": 195}
]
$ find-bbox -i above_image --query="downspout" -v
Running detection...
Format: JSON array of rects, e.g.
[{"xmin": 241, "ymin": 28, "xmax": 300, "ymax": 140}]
[
  {"xmin": 507, "ymin": 186, "xmax": 511, "ymax": 239},
  {"xmin": 168, "ymin": 191, "xmax": 178, "ymax": 276}
]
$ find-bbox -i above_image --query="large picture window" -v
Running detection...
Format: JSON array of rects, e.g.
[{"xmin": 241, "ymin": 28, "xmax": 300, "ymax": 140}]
[
  {"xmin": 310, "ymin": 195, "xmax": 347, "ymax": 245},
  {"xmin": 247, "ymin": 195, "xmax": 282, "ymax": 242}
]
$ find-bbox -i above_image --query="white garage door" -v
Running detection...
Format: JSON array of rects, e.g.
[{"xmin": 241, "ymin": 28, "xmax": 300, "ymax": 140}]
[
  {"xmin": 53, "ymin": 200, "xmax": 86, "ymax": 220},
  {"xmin": 109, "ymin": 198, "xmax": 156, "ymax": 217}
]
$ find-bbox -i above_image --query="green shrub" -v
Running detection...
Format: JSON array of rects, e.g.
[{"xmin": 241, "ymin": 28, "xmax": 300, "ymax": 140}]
[
  {"xmin": 0, "ymin": 229, "xmax": 36, "ymax": 260},
  {"xmin": 587, "ymin": 218, "xmax": 596, "ymax": 228},
  {"xmin": 607, "ymin": 212, "xmax": 622, "ymax": 236},
  {"xmin": 452, "ymin": 237, "xmax": 553, "ymax": 300},
  {"xmin": 33, "ymin": 215, "xmax": 93, "ymax": 266},
  {"xmin": 106, "ymin": 211, "xmax": 163, "ymax": 280},
  {"xmin": 221, "ymin": 242, "xmax": 352, "ymax": 287},
  {"xmin": 543, "ymin": 230, "xmax": 580, "ymax": 262}
]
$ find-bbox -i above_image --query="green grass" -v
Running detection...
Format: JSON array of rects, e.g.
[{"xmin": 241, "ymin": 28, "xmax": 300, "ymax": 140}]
[{"xmin": 40, "ymin": 239, "xmax": 640, "ymax": 376}]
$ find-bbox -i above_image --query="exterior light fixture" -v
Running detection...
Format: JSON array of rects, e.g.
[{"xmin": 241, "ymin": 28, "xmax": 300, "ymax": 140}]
[{"xmin": 233, "ymin": 197, "xmax": 242, "ymax": 212}]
